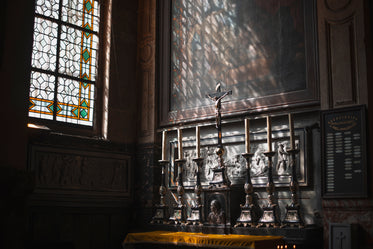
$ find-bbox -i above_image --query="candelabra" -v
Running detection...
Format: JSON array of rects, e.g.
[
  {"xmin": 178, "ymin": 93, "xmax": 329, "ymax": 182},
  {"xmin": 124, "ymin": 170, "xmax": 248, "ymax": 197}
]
[
  {"xmin": 169, "ymin": 158, "xmax": 187, "ymax": 224},
  {"xmin": 235, "ymin": 153, "xmax": 261, "ymax": 227},
  {"xmin": 187, "ymin": 157, "xmax": 204, "ymax": 225},
  {"xmin": 258, "ymin": 151, "xmax": 281, "ymax": 227},
  {"xmin": 282, "ymin": 148, "xmax": 304, "ymax": 227},
  {"xmin": 151, "ymin": 160, "xmax": 169, "ymax": 224}
]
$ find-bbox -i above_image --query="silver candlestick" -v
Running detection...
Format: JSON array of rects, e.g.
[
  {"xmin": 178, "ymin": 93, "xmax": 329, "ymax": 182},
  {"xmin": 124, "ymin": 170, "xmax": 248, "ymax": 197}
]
[
  {"xmin": 169, "ymin": 158, "xmax": 186, "ymax": 224},
  {"xmin": 258, "ymin": 151, "xmax": 281, "ymax": 227},
  {"xmin": 187, "ymin": 157, "xmax": 204, "ymax": 225},
  {"xmin": 151, "ymin": 160, "xmax": 169, "ymax": 224},
  {"xmin": 235, "ymin": 153, "xmax": 261, "ymax": 227},
  {"xmin": 282, "ymin": 148, "xmax": 304, "ymax": 227}
]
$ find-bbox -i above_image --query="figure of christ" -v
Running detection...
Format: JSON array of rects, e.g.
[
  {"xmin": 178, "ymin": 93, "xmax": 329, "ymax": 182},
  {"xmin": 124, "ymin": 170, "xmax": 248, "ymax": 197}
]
[{"xmin": 206, "ymin": 82, "xmax": 232, "ymax": 148}]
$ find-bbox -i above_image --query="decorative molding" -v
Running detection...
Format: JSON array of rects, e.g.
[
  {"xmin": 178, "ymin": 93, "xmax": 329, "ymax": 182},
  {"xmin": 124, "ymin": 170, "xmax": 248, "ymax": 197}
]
[
  {"xmin": 318, "ymin": 0, "xmax": 368, "ymax": 109},
  {"xmin": 325, "ymin": 0, "xmax": 352, "ymax": 12},
  {"xmin": 325, "ymin": 15, "xmax": 358, "ymax": 107},
  {"xmin": 137, "ymin": 0, "xmax": 156, "ymax": 142}
]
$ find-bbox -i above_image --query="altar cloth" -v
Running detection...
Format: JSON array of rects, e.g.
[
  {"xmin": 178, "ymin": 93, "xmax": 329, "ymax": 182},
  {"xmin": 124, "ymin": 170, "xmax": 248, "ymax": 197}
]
[{"xmin": 123, "ymin": 231, "xmax": 283, "ymax": 249}]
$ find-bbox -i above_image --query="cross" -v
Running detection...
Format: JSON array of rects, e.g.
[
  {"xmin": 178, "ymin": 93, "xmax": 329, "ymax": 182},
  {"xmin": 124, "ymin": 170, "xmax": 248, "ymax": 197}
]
[
  {"xmin": 336, "ymin": 231, "xmax": 346, "ymax": 249},
  {"xmin": 206, "ymin": 81, "xmax": 232, "ymax": 148}
]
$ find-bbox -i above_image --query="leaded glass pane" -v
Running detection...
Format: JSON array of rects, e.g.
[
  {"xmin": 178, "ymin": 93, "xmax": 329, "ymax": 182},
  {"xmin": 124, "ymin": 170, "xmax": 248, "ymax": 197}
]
[
  {"xmin": 61, "ymin": 0, "xmax": 100, "ymax": 32},
  {"xmin": 56, "ymin": 77, "xmax": 95, "ymax": 125},
  {"xmin": 29, "ymin": 71, "xmax": 56, "ymax": 120},
  {"xmin": 35, "ymin": 0, "xmax": 60, "ymax": 19},
  {"xmin": 31, "ymin": 17, "xmax": 58, "ymax": 71},
  {"xmin": 59, "ymin": 25, "xmax": 98, "ymax": 80}
]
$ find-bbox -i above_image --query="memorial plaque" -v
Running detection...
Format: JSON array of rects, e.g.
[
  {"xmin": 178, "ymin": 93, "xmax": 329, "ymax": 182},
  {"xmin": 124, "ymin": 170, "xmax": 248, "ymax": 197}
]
[{"xmin": 321, "ymin": 105, "xmax": 367, "ymax": 198}]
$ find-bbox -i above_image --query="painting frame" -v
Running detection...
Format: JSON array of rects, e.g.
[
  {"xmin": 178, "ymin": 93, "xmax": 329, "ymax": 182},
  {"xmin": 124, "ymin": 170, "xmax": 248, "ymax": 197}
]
[{"xmin": 158, "ymin": 0, "xmax": 319, "ymax": 126}]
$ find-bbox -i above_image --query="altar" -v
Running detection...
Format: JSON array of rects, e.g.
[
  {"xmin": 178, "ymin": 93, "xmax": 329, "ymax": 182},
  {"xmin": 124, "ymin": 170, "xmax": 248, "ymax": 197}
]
[
  {"xmin": 145, "ymin": 83, "xmax": 323, "ymax": 249},
  {"xmin": 122, "ymin": 231, "xmax": 283, "ymax": 249}
]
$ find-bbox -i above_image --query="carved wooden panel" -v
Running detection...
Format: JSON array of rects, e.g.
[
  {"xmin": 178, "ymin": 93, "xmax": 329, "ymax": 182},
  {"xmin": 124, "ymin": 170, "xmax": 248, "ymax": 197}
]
[
  {"xmin": 29, "ymin": 145, "xmax": 132, "ymax": 197},
  {"xmin": 325, "ymin": 0, "xmax": 352, "ymax": 12},
  {"xmin": 318, "ymin": 0, "xmax": 368, "ymax": 109},
  {"xmin": 326, "ymin": 16, "xmax": 357, "ymax": 107}
]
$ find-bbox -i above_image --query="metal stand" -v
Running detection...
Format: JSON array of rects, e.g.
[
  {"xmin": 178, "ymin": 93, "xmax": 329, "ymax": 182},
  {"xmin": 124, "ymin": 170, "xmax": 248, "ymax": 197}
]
[
  {"xmin": 187, "ymin": 158, "xmax": 204, "ymax": 225},
  {"xmin": 282, "ymin": 148, "xmax": 304, "ymax": 227},
  {"xmin": 235, "ymin": 153, "xmax": 261, "ymax": 227},
  {"xmin": 258, "ymin": 151, "xmax": 280, "ymax": 227},
  {"xmin": 151, "ymin": 160, "xmax": 169, "ymax": 224},
  {"xmin": 169, "ymin": 159, "xmax": 186, "ymax": 224},
  {"xmin": 209, "ymin": 147, "xmax": 230, "ymax": 188}
]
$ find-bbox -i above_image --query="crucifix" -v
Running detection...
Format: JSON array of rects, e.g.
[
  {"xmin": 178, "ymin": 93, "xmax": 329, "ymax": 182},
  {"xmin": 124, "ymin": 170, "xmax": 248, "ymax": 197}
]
[
  {"xmin": 206, "ymin": 81, "xmax": 232, "ymax": 187},
  {"xmin": 336, "ymin": 231, "xmax": 346, "ymax": 249},
  {"xmin": 206, "ymin": 81, "xmax": 232, "ymax": 149}
]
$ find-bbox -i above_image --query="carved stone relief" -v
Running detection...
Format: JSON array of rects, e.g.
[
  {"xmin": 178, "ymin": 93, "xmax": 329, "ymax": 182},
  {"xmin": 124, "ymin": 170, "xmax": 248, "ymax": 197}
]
[
  {"xmin": 169, "ymin": 128, "xmax": 307, "ymax": 188},
  {"xmin": 30, "ymin": 146, "xmax": 131, "ymax": 194}
]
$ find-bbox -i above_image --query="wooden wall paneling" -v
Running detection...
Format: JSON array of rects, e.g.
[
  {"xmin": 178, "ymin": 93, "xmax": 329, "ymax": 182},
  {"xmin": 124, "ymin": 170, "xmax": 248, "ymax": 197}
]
[
  {"xmin": 28, "ymin": 207, "xmax": 131, "ymax": 249},
  {"xmin": 318, "ymin": 0, "xmax": 368, "ymax": 109},
  {"xmin": 326, "ymin": 16, "xmax": 357, "ymax": 106}
]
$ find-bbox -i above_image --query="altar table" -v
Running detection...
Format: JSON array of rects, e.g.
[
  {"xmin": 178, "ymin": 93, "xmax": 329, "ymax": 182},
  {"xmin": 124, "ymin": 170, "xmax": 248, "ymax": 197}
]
[{"xmin": 123, "ymin": 231, "xmax": 284, "ymax": 249}]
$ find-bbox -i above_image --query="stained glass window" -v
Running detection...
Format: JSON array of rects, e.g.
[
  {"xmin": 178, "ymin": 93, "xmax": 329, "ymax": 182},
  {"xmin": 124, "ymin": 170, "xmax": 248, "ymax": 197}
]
[{"xmin": 29, "ymin": 0, "xmax": 100, "ymax": 126}]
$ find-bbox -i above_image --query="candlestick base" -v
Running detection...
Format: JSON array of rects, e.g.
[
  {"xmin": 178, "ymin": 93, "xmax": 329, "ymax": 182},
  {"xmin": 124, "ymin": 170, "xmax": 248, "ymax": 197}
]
[
  {"xmin": 257, "ymin": 205, "xmax": 281, "ymax": 228},
  {"xmin": 151, "ymin": 205, "xmax": 169, "ymax": 224},
  {"xmin": 209, "ymin": 148, "xmax": 230, "ymax": 188},
  {"xmin": 186, "ymin": 206, "xmax": 203, "ymax": 226},
  {"xmin": 209, "ymin": 167, "xmax": 230, "ymax": 188},
  {"xmin": 169, "ymin": 206, "xmax": 187, "ymax": 225},
  {"xmin": 281, "ymin": 204, "xmax": 304, "ymax": 228},
  {"xmin": 235, "ymin": 203, "xmax": 262, "ymax": 227}
]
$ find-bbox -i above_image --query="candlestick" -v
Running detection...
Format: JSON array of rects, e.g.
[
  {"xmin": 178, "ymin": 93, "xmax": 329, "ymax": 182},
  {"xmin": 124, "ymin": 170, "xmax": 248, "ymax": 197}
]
[
  {"xmin": 288, "ymin": 113, "xmax": 295, "ymax": 150},
  {"xmin": 178, "ymin": 128, "xmax": 183, "ymax": 159},
  {"xmin": 245, "ymin": 118, "xmax": 250, "ymax": 153},
  {"xmin": 162, "ymin": 130, "xmax": 167, "ymax": 161},
  {"xmin": 267, "ymin": 116, "xmax": 272, "ymax": 152},
  {"xmin": 196, "ymin": 126, "xmax": 200, "ymax": 158}
]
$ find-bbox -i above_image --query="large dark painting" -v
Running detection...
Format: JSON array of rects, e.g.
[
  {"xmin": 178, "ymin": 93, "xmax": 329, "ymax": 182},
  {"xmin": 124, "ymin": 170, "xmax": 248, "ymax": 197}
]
[{"xmin": 159, "ymin": 0, "xmax": 318, "ymax": 125}]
